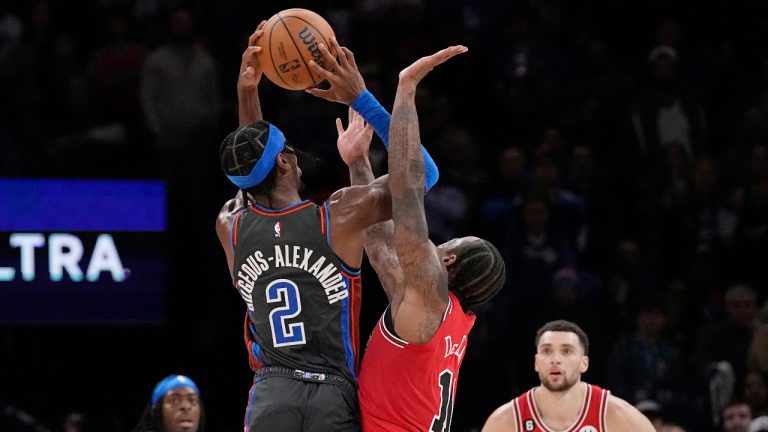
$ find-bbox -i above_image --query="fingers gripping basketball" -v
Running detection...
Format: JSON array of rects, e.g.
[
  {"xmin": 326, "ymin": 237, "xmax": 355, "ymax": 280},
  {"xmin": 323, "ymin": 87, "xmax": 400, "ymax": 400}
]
[{"xmin": 259, "ymin": 8, "xmax": 336, "ymax": 90}]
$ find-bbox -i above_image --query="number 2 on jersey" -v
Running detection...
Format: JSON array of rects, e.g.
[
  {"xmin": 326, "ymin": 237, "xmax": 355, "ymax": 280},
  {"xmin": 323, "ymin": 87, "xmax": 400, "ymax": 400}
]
[
  {"xmin": 266, "ymin": 279, "xmax": 306, "ymax": 347},
  {"xmin": 430, "ymin": 369, "xmax": 455, "ymax": 431}
]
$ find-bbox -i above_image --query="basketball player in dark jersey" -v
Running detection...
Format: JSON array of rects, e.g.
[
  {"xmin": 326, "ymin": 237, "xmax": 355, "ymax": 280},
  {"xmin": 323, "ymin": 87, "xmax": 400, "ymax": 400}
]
[
  {"xmin": 216, "ymin": 23, "xmax": 439, "ymax": 432},
  {"xmin": 315, "ymin": 43, "xmax": 506, "ymax": 430},
  {"xmin": 482, "ymin": 320, "xmax": 655, "ymax": 432}
]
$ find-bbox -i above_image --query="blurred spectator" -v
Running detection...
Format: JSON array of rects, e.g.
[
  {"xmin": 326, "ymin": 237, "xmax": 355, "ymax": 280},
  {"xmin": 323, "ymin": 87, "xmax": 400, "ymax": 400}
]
[
  {"xmin": 607, "ymin": 300, "xmax": 686, "ymax": 407},
  {"xmin": 140, "ymin": 6, "xmax": 219, "ymax": 208},
  {"xmin": 696, "ymin": 284, "xmax": 760, "ymax": 410},
  {"xmin": 59, "ymin": 412, "xmax": 83, "ymax": 432},
  {"xmin": 745, "ymin": 371, "xmax": 768, "ymax": 418},
  {"xmin": 620, "ymin": 44, "xmax": 708, "ymax": 235},
  {"xmin": 749, "ymin": 416, "xmax": 768, "ymax": 432},
  {"xmin": 506, "ymin": 195, "xmax": 574, "ymax": 309},
  {"xmin": 733, "ymin": 145, "xmax": 768, "ymax": 292},
  {"xmin": 630, "ymin": 44, "xmax": 707, "ymax": 159},
  {"xmin": 722, "ymin": 400, "xmax": 752, "ymax": 432},
  {"xmin": 661, "ymin": 156, "xmax": 735, "ymax": 294},
  {"xmin": 604, "ymin": 238, "xmax": 662, "ymax": 333},
  {"xmin": 480, "ymin": 145, "xmax": 529, "ymax": 250},
  {"xmin": 88, "ymin": 8, "xmax": 145, "ymax": 128},
  {"xmin": 529, "ymin": 155, "xmax": 589, "ymax": 255}
]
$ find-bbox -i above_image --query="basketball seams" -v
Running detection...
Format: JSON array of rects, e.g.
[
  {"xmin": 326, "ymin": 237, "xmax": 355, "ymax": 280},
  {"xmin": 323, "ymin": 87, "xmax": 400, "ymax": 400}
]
[
  {"xmin": 277, "ymin": 15, "xmax": 319, "ymax": 87},
  {"xmin": 283, "ymin": 16, "xmax": 333, "ymax": 86},
  {"xmin": 267, "ymin": 16, "xmax": 293, "ymax": 89},
  {"xmin": 263, "ymin": 9, "xmax": 333, "ymax": 90}
]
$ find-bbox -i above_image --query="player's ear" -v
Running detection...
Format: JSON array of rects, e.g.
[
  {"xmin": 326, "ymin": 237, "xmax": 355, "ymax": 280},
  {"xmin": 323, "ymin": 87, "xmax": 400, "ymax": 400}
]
[
  {"xmin": 275, "ymin": 153, "xmax": 290, "ymax": 171},
  {"xmin": 442, "ymin": 254, "xmax": 457, "ymax": 267},
  {"xmin": 580, "ymin": 355, "xmax": 589, "ymax": 373}
]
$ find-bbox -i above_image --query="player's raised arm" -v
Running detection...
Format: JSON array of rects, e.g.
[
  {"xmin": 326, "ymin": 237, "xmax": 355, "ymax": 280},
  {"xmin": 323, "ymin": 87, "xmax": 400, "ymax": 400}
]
[
  {"xmin": 237, "ymin": 21, "xmax": 266, "ymax": 126},
  {"xmin": 307, "ymin": 37, "xmax": 441, "ymax": 191},
  {"xmin": 216, "ymin": 23, "xmax": 267, "ymax": 276},
  {"xmin": 388, "ymin": 46, "xmax": 467, "ymax": 343},
  {"xmin": 337, "ymin": 108, "xmax": 403, "ymax": 301}
]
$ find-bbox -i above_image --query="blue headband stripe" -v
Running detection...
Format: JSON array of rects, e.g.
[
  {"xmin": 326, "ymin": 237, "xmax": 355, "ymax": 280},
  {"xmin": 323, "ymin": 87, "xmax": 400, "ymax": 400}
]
[
  {"xmin": 226, "ymin": 123, "xmax": 286, "ymax": 189},
  {"xmin": 151, "ymin": 375, "xmax": 200, "ymax": 405}
]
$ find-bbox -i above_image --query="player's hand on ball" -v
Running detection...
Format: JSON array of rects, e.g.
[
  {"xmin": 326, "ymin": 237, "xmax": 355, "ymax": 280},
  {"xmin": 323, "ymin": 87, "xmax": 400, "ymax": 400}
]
[
  {"xmin": 238, "ymin": 20, "xmax": 266, "ymax": 92},
  {"xmin": 305, "ymin": 36, "xmax": 366, "ymax": 105},
  {"xmin": 398, "ymin": 45, "xmax": 468, "ymax": 87}
]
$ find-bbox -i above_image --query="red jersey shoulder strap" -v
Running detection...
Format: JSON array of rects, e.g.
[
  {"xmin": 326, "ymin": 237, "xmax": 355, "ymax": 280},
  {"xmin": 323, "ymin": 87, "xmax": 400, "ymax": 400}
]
[{"xmin": 585, "ymin": 383, "xmax": 610, "ymax": 431}]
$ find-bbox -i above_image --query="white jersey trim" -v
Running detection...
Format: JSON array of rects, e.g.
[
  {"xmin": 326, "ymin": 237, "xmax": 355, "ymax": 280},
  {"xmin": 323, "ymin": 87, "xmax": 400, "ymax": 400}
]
[
  {"xmin": 530, "ymin": 383, "xmax": 591, "ymax": 432},
  {"xmin": 379, "ymin": 310, "xmax": 407, "ymax": 348}
]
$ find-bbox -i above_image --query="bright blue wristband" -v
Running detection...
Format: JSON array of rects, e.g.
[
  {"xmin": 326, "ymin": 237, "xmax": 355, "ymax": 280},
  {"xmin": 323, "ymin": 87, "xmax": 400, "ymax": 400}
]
[{"xmin": 351, "ymin": 89, "xmax": 439, "ymax": 191}]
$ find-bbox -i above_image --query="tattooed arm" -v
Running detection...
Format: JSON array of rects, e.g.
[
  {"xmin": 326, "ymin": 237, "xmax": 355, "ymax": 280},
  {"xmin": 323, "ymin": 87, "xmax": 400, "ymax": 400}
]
[
  {"xmin": 337, "ymin": 108, "xmax": 404, "ymax": 302},
  {"xmin": 388, "ymin": 46, "xmax": 468, "ymax": 344}
]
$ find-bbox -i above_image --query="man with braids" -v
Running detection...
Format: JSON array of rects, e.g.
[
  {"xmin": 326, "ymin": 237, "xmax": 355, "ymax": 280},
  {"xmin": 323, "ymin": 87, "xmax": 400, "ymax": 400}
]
[
  {"xmin": 319, "ymin": 44, "xmax": 506, "ymax": 431},
  {"xmin": 215, "ymin": 23, "xmax": 442, "ymax": 432},
  {"xmin": 482, "ymin": 320, "xmax": 655, "ymax": 432},
  {"xmin": 132, "ymin": 374, "xmax": 204, "ymax": 432}
]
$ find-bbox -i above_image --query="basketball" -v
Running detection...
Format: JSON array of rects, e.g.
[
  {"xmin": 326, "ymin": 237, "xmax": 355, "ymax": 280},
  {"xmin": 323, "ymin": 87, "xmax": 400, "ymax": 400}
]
[{"xmin": 259, "ymin": 8, "xmax": 336, "ymax": 90}]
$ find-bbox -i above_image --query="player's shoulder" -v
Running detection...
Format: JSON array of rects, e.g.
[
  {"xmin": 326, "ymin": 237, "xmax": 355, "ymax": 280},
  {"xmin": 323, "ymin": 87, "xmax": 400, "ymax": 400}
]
[
  {"xmin": 217, "ymin": 197, "xmax": 246, "ymax": 229},
  {"xmin": 605, "ymin": 393, "xmax": 635, "ymax": 413},
  {"xmin": 605, "ymin": 394, "xmax": 656, "ymax": 432},
  {"xmin": 482, "ymin": 400, "xmax": 517, "ymax": 432}
]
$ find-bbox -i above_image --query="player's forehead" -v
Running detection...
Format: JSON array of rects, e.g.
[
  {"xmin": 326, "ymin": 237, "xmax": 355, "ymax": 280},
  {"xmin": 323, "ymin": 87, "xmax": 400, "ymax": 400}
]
[
  {"xmin": 537, "ymin": 331, "xmax": 581, "ymax": 348},
  {"xmin": 165, "ymin": 387, "xmax": 198, "ymax": 398}
]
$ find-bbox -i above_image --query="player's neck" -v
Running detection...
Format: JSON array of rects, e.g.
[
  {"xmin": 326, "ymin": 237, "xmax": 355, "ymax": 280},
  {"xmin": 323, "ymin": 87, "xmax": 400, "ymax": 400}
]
[
  {"xmin": 252, "ymin": 189, "xmax": 302, "ymax": 210},
  {"xmin": 534, "ymin": 381, "xmax": 586, "ymax": 427}
]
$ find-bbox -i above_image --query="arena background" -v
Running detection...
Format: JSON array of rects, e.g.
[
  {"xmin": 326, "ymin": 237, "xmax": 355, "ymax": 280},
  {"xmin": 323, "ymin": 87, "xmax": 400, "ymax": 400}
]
[{"xmin": 1, "ymin": 0, "xmax": 767, "ymax": 431}]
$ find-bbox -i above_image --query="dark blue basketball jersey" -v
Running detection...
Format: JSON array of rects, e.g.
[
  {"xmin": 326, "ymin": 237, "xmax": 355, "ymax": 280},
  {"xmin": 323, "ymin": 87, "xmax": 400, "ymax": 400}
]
[{"xmin": 231, "ymin": 200, "xmax": 362, "ymax": 384}]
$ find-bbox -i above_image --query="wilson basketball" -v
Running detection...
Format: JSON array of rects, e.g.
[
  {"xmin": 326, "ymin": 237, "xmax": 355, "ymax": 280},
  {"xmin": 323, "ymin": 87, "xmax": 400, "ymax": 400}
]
[{"xmin": 259, "ymin": 8, "xmax": 336, "ymax": 90}]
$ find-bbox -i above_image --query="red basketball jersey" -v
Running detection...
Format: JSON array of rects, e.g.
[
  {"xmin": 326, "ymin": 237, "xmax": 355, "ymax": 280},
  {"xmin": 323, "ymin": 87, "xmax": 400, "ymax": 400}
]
[
  {"xmin": 358, "ymin": 292, "xmax": 476, "ymax": 432},
  {"xmin": 512, "ymin": 383, "xmax": 609, "ymax": 432}
]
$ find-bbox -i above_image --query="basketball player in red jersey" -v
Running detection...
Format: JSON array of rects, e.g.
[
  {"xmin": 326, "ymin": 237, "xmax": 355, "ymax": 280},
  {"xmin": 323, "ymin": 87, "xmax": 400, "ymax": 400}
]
[
  {"xmin": 482, "ymin": 320, "xmax": 655, "ymax": 432},
  {"xmin": 319, "ymin": 44, "xmax": 505, "ymax": 430}
]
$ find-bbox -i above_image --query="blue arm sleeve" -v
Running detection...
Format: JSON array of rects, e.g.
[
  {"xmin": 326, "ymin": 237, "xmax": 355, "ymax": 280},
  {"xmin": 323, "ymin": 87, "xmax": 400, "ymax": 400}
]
[{"xmin": 351, "ymin": 89, "xmax": 439, "ymax": 191}]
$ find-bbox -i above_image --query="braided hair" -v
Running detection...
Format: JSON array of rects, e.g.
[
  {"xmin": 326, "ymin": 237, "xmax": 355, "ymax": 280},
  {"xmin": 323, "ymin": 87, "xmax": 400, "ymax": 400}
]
[
  {"xmin": 219, "ymin": 121, "xmax": 278, "ymax": 198},
  {"xmin": 448, "ymin": 238, "xmax": 505, "ymax": 310}
]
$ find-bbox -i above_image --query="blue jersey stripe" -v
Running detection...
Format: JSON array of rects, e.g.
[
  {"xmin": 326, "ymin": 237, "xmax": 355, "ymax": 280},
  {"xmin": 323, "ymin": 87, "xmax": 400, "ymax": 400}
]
[
  {"xmin": 322, "ymin": 203, "xmax": 331, "ymax": 244},
  {"xmin": 340, "ymin": 276, "xmax": 356, "ymax": 380},
  {"xmin": 339, "ymin": 262, "xmax": 361, "ymax": 276},
  {"xmin": 244, "ymin": 379, "xmax": 261, "ymax": 432}
]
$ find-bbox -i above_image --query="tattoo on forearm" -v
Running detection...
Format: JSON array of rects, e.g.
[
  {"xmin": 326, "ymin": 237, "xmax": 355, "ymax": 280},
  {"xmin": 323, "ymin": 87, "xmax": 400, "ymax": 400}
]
[{"xmin": 392, "ymin": 191, "xmax": 427, "ymax": 239}]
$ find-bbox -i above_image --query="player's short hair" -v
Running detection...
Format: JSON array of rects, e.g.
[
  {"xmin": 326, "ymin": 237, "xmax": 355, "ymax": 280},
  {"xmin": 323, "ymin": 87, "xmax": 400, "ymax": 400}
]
[
  {"xmin": 220, "ymin": 121, "xmax": 278, "ymax": 197},
  {"xmin": 535, "ymin": 320, "xmax": 590, "ymax": 355},
  {"xmin": 448, "ymin": 238, "xmax": 505, "ymax": 310}
]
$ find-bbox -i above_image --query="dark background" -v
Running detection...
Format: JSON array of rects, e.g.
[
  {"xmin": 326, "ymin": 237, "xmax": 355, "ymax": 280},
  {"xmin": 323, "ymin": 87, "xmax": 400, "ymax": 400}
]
[{"xmin": 1, "ymin": 0, "xmax": 768, "ymax": 431}]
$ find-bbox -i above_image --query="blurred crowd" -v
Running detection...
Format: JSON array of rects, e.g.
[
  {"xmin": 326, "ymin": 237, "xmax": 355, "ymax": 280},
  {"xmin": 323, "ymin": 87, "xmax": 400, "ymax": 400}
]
[{"xmin": 1, "ymin": 0, "xmax": 768, "ymax": 431}]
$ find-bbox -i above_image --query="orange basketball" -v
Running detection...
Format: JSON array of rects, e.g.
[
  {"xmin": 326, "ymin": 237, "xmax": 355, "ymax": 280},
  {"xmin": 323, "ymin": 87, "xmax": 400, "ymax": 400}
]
[{"xmin": 259, "ymin": 8, "xmax": 336, "ymax": 90}]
